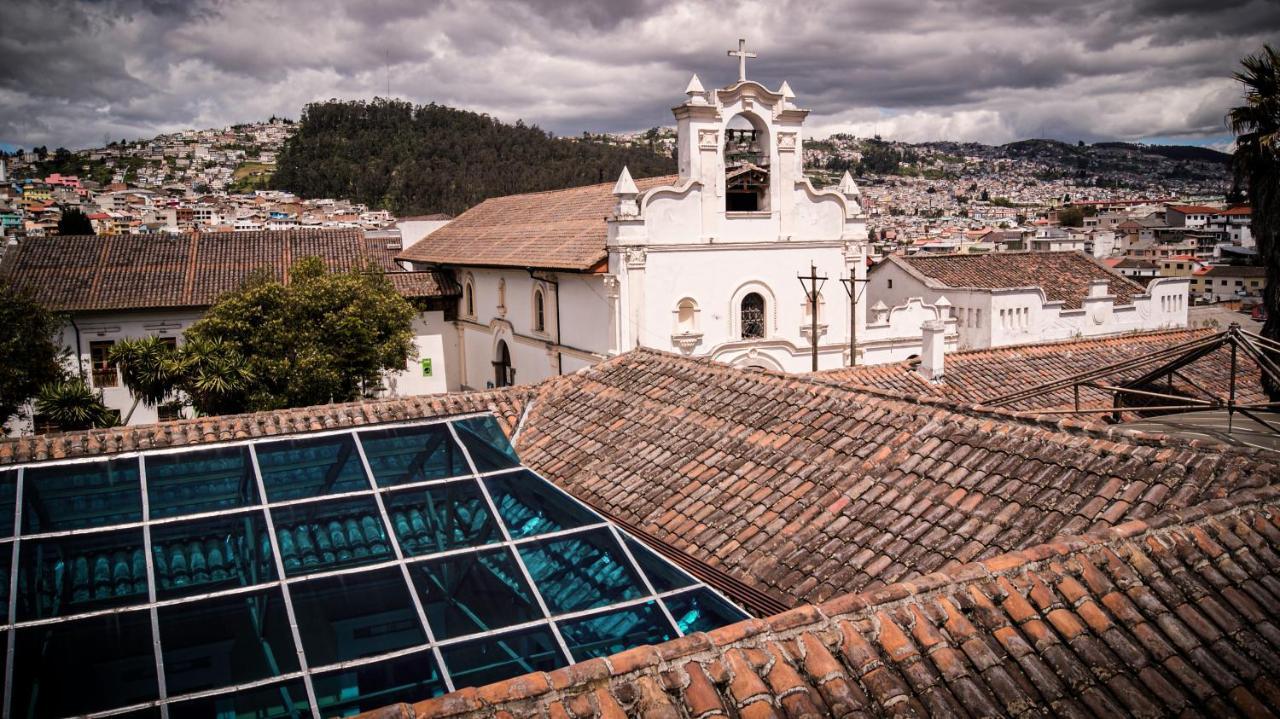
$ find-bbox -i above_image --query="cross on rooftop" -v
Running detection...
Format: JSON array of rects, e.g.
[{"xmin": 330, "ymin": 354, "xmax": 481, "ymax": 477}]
[{"xmin": 728, "ymin": 38, "xmax": 756, "ymax": 82}]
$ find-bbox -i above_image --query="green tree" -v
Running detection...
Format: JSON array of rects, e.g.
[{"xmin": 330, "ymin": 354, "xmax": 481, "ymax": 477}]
[
  {"xmin": 57, "ymin": 207, "xmax": 95, "ymax": 235},
  {"xmin": 0, "ymin": 283, "xmax": 66, "ymax": 429},
  {"xmin": 35, "ymin": 379, "xmax": 115, "ymax": 431},
  {"xmin": 1057, "ymin": 206, "xmax": 1085, "ymax": 227},
  {"xmin": 168, "ymin": 337, "xmax": 255, "ymax": 416},
  {"xmin": 1228, "ymin": 44, "xmax": 1280, "ymax": 400},
  {"xmin": 107, "ymin": 337, "xmax": 182, "ymax": 424},
  {"xmin": 183, "ymin": 258, "xmax": 415, "ymax": 412}
]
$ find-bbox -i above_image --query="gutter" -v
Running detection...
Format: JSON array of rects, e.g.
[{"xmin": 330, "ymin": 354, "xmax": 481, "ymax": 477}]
[{"xmin": 68, "ymin": 314, "xmax": 85, "ymax": 381}]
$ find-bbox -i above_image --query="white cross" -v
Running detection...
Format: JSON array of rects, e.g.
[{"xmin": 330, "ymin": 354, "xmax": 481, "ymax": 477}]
[{"xmin": 727, "ymin": 38, "xmax": 756, "ymax": 82}]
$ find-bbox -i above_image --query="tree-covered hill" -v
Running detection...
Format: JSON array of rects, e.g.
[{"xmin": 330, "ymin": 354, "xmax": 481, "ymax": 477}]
[{"xmin": 272, "ymin": 98, "xmax": 676, "ymax": 216}]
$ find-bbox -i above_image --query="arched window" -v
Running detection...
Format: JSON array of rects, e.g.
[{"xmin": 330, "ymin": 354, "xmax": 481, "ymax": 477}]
[
  {"xmin": 676, "ymin": 299, "xmax": 698, "ymax": 333},
  {"xmin": 741, "ymin": 292, "xmax": 766, "ymax": 339},
  {"xmin": 464, "ymin": 281, "xmax": 475, "ymax": 317},
  {"xmin": 533, "ymin": 289, "xmax": 545, "ymax": 332},
  {"xmin": 724, "ymin": 114, "xmax": 769, "ymax": 212},
  {"xmin": 493, "ymin": 340, "xmax": 513, "ymax": 387}
]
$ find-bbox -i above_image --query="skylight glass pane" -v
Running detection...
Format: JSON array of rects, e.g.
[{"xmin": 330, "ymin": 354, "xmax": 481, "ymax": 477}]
[
  {"xmin": 453, "ymin": 416, "xmax": 520, "ymax": 472},
  {"xmin": 158, "ymin": 588, "xmax": 300, "ymax": 695},
  {"xmin": 384, "ymin": 480, "xmax": 499, "ymax": 556},
  {"xmin": 518, "ymin": 528, "xmax": 646, "ymax": 614},
  {"xmin": 22, "ymin": 457, "xmax": 142, "ymax": 533},
  {"xmin": 484, "ymin": 470, "xmax": 597, "ymax": 539},
  {"xmin": 559, "ymin": 601, "xmax": 678, "ymax": 661},
  {"xmin": 269, "ymin": 496, "xmax": 392, "ymax": 576},
  {"xmin": 0, "ymin": 468, "xmax": 16, "ymax": 537},
  {"xmin": 312, "ymin": 649, "xmax": 446, "ymax": 716},
  {"xmin": 255, "ymin": 433, "xmax": 371, "ymax": 501},
  {"xmin": 664, "ymin": 588, "xmax": 749, "ymax": 634},
  {"xmin": 441, "ymin": 625, "xmax": 567, "ymax": 689},
  {"xmin": 289, "ymin": 568, "xmax": 426, "ymax": 666},
  {"xmin": 623, "ymin": 536, "xmax": 697, "ymax": 593},
  {"xmin": 17, "ymin": 527, "xmax": 147, "ymax": 621},
  {"xmin": 0, "ymin": 547, "xmax": 10, "ymax": 623},
  {"xmin": 358, "ymin": 423, "xmax": 470, "ymax": 487},
  {"xmin": 168, "ymin": 680, "xmax": 310, "ymax": 718},
  {"xmin": 150, "ymin": 511, "xmax": 275, "ymax": 600},
  {"xmin": 11, "ymin": 609, "xmax": 158, "ymax": 717},
  {"xmin": 146, "ymin": 445, "xmax": 258, "ymax": 518},
  {"xmin": 408, "ymin": 547, "xmax": 541, "ymax": 640}
]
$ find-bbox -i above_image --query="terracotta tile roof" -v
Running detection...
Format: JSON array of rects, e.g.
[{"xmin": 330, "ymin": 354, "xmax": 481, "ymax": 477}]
[
  {"xmin": 1168, "ymin": 204, "xmax": 1219, "ymax": 214},
  {"xmin": 385, "ymin": 270, "xmax": 461, "ymax": 298},
  {"xmin": 377, "ymin": 485, "xmax": 1280, "ymax": 717},
  {"xmin": 397, "ymin": 175, "xmax": 678, "ymax": 272},
  {"xmin": 1204, "ymin": 265, "xmax": 1267, "ymax": 278},
  {"xmin": 0, "ymin": 229, "xmax": 458, "ymax": 312},
  {"xmin": 820, "ymin": 328, "xmax": 1267, "ymax": 413},
  {"xmin": 0, "ymin": 387, "xmax": 534, "ymax": 465},
  {"xmin": 510, "ymin": 349, "xmax": 1275, "ymax": 608},
  {"xmin": 885, "ymin": 251, "xmax": 1147, "ymax": 309}
]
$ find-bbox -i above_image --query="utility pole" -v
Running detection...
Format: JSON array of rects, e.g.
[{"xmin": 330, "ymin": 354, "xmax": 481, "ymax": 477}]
[
  {"xmin": 797, "ymin": 262, "xmax": 828, "ymax": 371},
  {"xmin": 840, "ymin": 271, "xmax": 869, "ymax": 367}
]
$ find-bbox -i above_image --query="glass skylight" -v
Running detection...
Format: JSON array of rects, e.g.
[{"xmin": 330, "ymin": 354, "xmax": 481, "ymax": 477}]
[{"xmin": 0, "ymin": 413, "xmax": 748, "ymax": 718}]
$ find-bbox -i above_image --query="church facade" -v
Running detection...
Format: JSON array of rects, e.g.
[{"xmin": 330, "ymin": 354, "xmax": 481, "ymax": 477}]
[{"xmin": 400, "ymin": 44, "xmax": 952, "ymax": 390}]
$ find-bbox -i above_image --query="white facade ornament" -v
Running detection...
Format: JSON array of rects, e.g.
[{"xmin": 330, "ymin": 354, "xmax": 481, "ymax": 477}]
[
  {"xmin": 685, "ymin": 74, "xmax": 708, "ymax": 105},
  {"xmin": 698, "ymin": 129, "xmax": 719, "ymax": 149},
  {"xmin": 777, "ymin": 132, "xmax": 797, "ymax": 152},
  {"xmin": 727, "ymin": 38, "xmax": 756, "ymax": 82},
  {"xmin": 612, "ymin": 166, "xmax": 640, "ymax": 217},
  {"xmin": 602, "ymin": 274, "xmax": 620, "ymax": 298},
  {"xmin": 624, "ymin": 247, "xmax": 647, "ymax": 269},
  {"xmin": 779, "ymin": 80, "xmax": 796, "ymax": 109}
]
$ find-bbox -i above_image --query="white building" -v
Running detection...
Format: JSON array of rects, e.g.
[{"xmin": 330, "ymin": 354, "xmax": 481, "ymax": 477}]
[
  {"xmin": 401, "ymin": 42, "xmax": 950, "ymax": 388},
  {"xmin": 1, "ymin": 230, "xmax": 459, "ymax": 435},
  {"xmin": 867, "ymin": 251, "xmax": 1189, "ymax": 350}
]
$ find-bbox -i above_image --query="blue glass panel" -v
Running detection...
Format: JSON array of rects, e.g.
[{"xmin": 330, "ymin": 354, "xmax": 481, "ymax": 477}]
[
  {"xmin": 0, "ymin": 468, "xmax": 16, "ymax": 537},
  {"xmin": 312, "ymin": 649, "xmax": 446, "ymax": 716},
  {"xmin": 664, "ymin": 588, "xmax": 749, "ymax": 634},
  {"xmin": 150, "ymin": 511, "xmax": 275, "ymax": 599},
  {"xmin": 17, "ymin": 527, "xmax": 148, "ymax": 621},
  {"xmin": 255, "ymin": 433, "xmax": 370, "ymax": 501},
  {"xmin": 408, "ymin": 547, "xmax": 541, "ymax": 640},
  {"xmin": 441, "ymin": 626, "xmax": 567, "ymax": 689},
  {"xmin": 11, "ymin": 609, "xmax": 158, "ymax": 716},
  {"xmin": 22, "ymin": 458, "xmax": 141, "ymax": 532},
  {"xmin": 518, "ymin": 528, "xmax": 646, "ymax": 614},
  {"xmin": 158, "ymin": 587, "xmax": 300, "ymax": 695},
  {"xmin": 269, "ymin": 497, "xmax": 392, "ymax": 576},
  {"xmin": 559, "ymin": 601, "xmax": 678, "ymax": 661},
  {"xmin": 358, "ymin": 423, "xmax": 469, "ymax": 487},
  {"xmin": 146, "ymin": 445, "xmax": 258, "ymax": 518},
  {"xmin": 168, "ymin": 681, "xmax": 310, "ymax": 718},
  {"xmin": 484, "ymin": 470, "xmax": 596, "ymax": 539},
  {"xmin": 0, "ymin": 543, "xmax": 9, "ymax": 623},
  {"xmin": 289, "ymin": 567, "xmax": 425, "ymax": 666},
  {"xmin": 623, "ymin": 536, "xmax": 696, "ymax": 593},
  {"xmin": 454, "ymin": 416, "xmax": 520, "ymax": 472},
  {"xmin": 383, "ymin": 480, "xmax": 499, "ymax": 557}
]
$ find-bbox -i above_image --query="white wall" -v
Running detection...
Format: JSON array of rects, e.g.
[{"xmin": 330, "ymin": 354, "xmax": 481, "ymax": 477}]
[{"xmin": 397, "ymin": 219, "xmax": 451, "ymax": 250}]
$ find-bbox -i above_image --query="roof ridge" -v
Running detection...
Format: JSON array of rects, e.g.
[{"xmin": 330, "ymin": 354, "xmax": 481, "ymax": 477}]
[{"xmin": 385, "ymin": 484, "xmax": 1280, "ymax": 718}]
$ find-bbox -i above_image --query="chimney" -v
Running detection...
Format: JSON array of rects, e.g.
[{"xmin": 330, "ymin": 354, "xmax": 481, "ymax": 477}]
[
  {"xmin": 1088, "ymin": 279, "xmax": 1109, "ymax": 298},
  {"xmin": 918, "ymin": 319, "xmax": 946, "ymax": 382}
]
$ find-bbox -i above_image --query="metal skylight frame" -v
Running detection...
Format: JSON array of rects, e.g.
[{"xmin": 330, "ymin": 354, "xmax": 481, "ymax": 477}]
[{"xmin": 0, "ymin": 412, "xmax": 748, "ymax": 719}]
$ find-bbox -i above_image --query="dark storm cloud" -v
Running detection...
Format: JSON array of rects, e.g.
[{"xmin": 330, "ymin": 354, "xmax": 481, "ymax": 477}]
[{"xmin": 1, "ymin": 0, "xmax": 1277, "ymax": 149}]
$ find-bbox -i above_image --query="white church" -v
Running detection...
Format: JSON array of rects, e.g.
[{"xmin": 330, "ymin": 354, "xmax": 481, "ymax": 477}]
[{"xmin": 401, "ymin": 41, "xmax": 954, "ymax": 389}]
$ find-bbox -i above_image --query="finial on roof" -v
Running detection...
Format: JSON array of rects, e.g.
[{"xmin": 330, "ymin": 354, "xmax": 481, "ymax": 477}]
[
  {"xmin": 779, "ymin": 80, "xmax": 795, "ymax": 99},
  {"xmin": 685, "ymin": 73, "xmax": 706, "ymax": 95},
  {"xmin": 612, "ymin": 166, "xmax": 638, "ymax": 196},
  {"xmin": 838, "ymin": 171, "xmax": 860, "ymax": 197}
]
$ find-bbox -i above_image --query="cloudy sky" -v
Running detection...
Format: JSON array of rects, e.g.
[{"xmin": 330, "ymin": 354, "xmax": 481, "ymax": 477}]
[{"xmin": 2, "ymin": 0, "xmax": 1277, "ymax": 152}]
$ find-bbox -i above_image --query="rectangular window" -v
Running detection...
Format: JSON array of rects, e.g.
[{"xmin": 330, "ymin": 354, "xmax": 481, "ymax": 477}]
[{"xmin": 90, "ymin": 340, "xmax": 118, "ymax": 387}]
